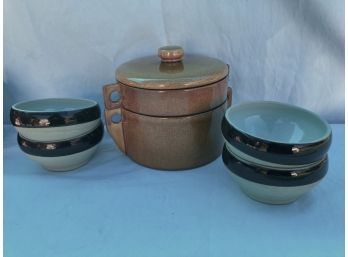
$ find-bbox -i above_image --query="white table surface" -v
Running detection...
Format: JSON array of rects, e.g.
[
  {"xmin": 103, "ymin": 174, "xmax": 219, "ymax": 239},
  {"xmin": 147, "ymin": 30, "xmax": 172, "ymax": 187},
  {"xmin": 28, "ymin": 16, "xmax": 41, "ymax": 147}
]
[{"xmin": 4, "ymin": 124, "xmax": 344, "ymax": 257}]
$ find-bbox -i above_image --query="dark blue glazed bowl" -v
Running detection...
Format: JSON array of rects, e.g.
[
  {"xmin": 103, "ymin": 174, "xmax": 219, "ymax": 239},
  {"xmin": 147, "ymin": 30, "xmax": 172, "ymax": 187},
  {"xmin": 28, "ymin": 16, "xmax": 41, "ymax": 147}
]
[
  {"xmin": 222, "ymin": 101, "xmax": 332, "ymax": 166},
  {"xmin": 17, "ymin": 122, "xmax": 104, "ymax": 171},
  {"xmin": 222, "ymin": 145, "xmax": 328, "ymax": 204},
  {"xmin": 10, "ymin": 98, "xmax": 101, "ymax": 141}
]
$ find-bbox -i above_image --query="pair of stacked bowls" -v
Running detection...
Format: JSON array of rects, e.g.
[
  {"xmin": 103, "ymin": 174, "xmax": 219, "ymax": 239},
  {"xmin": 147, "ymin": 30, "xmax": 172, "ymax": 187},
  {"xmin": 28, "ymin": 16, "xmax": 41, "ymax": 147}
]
[
  {"xmin": 10, "ymin": 98, "xmax": 103, "ymax": 171},
  {"xmin": 221, "ymin": 101, "xmax": 332, "ymax": 204},
  {"xmin": 103, "ymin": 45, "xmax": 231, "ymax": 170}
]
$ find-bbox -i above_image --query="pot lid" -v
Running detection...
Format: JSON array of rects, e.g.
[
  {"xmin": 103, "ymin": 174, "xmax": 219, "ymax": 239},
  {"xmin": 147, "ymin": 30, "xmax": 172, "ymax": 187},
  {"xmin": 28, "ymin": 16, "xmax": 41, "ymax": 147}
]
[{"xmin": 116, "ymin": 46, "xmax": 229, "ymax": 90}]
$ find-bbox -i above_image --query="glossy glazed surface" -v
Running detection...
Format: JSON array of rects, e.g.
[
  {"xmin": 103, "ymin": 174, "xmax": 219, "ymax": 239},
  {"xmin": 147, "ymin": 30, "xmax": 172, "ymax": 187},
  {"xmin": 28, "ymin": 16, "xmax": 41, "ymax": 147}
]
[
  {"xmin": 105, "ymin": 100, "xmax": 229, "ymax": 170},
  {"xmin": 27, "ymin": 144, "xmax": 100, "ymax": 171},
  {"xmin": 225, "ymin": 101, "xmax": 331, "ymax": 144},
  {"xmin": 222, "ymin": 145, "xmax": 328, "ymax": 186},
  {"xmin": 222, "ymin": 102, "xmax": 332, "ymax": 165},
  {"xmin": 103, "ymin": 78, "xmax": 229, "ymax": 116},
  {"xmin": 11, "ymin": 98, "xmax": 100, "ymax": 128},
  {"xmin": 116, "ymin": 55, "xmax": 228, "ymax": 90},
  {"xmin": 229, "ymin": 172, "xmax": 321, "ymax": 205},
  {"xmin": 158, "ymin": 46, "xmax": 184, "ymax": 62},
  {"xmin": 15, "ymin": 118, "xmax": 100, "ymax": 142},
  {"xmin": 225, "ymin": 142, "xmax": 323, "ymax": 171},
  {"xmin": 18, "ymin": 122, "xmax": 103, "ymax": 157}
]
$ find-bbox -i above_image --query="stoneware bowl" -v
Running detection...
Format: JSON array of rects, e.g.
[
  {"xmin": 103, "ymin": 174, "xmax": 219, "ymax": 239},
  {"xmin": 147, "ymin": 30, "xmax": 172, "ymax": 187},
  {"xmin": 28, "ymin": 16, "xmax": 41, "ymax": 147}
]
[
  {"xmin": 105, "ymin": 97, "xmax": 231, "ymax": 170},
  {"xmin": 10, "ymin": 98, "xmax": 101, "ymax": 141},
  {"xmin": 222, "ymin": 145, "xmax": 328, "ymax": 204},
  {"xmin": 103, "ymin": 45, "xmax": 229, "ymax": 117},
  {"xmin": 222, "ymin": 101, "xmax": 332, "ymax": 167},
  {"xmin": 17, "ymin": 122, "xmax": 104, "ymax": 171}
]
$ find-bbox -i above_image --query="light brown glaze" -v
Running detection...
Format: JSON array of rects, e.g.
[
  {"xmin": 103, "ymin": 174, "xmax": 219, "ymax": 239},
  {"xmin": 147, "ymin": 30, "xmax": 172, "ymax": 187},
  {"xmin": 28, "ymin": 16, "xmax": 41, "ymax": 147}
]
[
  {"xmin": 158, "ymin": 46, "xmax": 184, "ymax": 62},
  {"xmin": 104, "ymin": 108, "xmax": 125, "ymax": 153},
  {"xmin": 104, "ymin": 95, "xmax": 231, "ymax": 170},
  {"xmin": 115, "ymin": 55, "xmax": 229, "ymax": 90},
  {"xmin": 103, "ymin": 83, "xmax": 121, "ymax": 110},
  {"xmin": 103, "ymin": 77, "xmax": 229, "ymax": 116}
]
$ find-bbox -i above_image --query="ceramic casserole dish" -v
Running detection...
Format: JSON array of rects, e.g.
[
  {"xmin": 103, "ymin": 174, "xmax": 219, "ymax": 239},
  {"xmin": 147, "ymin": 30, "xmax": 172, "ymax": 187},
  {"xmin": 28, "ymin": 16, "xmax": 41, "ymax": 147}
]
[{"xmin": 103, "ymin": 46, "xmax": 232, "ymax": 170}]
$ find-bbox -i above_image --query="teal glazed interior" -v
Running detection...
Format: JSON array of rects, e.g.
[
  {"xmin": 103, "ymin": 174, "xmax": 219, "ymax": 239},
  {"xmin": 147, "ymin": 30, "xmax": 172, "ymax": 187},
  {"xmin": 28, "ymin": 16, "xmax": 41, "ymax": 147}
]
[
  {"xmin": 225, "ymin": 101, "xmax": 331, "ymax": 144},
  {"xmin": 12, "ymin": 98, "xmax": 97, "ymax": 113}
]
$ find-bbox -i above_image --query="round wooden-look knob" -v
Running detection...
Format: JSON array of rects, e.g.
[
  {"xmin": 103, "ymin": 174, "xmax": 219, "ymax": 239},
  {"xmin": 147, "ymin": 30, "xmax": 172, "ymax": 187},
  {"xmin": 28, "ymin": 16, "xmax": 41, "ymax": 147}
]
[{"xmin": 158, "ymin": 46, "xmax": 184, "ymax": 62}]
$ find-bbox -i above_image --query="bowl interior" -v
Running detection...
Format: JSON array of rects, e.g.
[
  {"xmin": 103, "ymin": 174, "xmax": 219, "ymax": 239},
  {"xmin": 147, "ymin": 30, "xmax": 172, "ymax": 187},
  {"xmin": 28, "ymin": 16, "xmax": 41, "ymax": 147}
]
[
  {"xmin": 12, "ymin": 98, "xmax": 97, "ymax": 113},
  {"xmin": 225, "ymin": 101, "xmax": 331, "ymax": 144}
]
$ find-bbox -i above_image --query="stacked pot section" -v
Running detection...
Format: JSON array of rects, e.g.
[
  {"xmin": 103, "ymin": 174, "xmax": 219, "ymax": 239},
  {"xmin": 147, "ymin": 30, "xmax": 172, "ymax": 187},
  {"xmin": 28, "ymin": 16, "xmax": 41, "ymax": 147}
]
[
  {"xmin": 221, "ymin": 101, "xmax": 332, "ymax": 204},
  {"xmin": 10, "ymin": 98, "xmax": 103, "ymax": 171},
  {"xmin": 103, "ymin": 46, "xmax": 232, "ymax": 170}
]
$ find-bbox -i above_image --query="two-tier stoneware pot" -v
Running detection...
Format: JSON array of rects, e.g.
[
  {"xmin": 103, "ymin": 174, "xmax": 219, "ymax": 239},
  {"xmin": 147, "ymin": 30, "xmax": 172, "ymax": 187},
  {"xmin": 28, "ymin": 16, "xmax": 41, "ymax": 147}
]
[{"xmin": 103, "ymin": 46, "xmax": 232, "ymax": 170}]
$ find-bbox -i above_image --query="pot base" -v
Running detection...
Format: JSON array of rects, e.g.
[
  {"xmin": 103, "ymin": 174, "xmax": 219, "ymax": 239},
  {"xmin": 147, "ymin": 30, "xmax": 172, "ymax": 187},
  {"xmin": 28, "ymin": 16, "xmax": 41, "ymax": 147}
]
[{"xmin": 128, "ymin": 150, "xmax": 221, "ymax": 171}]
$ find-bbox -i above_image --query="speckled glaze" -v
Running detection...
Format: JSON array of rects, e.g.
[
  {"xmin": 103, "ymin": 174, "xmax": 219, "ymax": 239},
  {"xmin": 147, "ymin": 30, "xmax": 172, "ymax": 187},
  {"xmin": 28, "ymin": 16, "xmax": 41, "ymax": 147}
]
[
  {"xmin": 103, "ymin": 77, "xmax": 229, "ymax": 116},
  {"xmin": 103, "ymin": 46, "xmax": 231, "ymax": 170},
  {"xmin": 115, "ymin": 54, "xmax": 229, "ymax": 90},
  {"xmin": 104, "ymin": 46, "xmax": 230, "ymax": 116},
  {"xmin": 105, "ymin": 99, "xmax": 231, "ymax": 170}
]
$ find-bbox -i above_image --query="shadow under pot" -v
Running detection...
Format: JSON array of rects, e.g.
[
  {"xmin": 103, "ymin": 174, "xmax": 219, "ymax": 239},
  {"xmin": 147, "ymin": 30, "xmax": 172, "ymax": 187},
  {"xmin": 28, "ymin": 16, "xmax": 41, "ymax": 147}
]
[
  {"xmin": 103, "ymin": 46, "xmax": 230, "ymax": 117},
  {"xmin": 105, "ymin": 100, "xmax": 230, "ymax": 170},
  {"xmin": 222, "ymin": 145, "xmax": 328, "ymax": 205},
  {"xmin": 222, "ymin": 101, "xmax": 332, "ymax": 166}
]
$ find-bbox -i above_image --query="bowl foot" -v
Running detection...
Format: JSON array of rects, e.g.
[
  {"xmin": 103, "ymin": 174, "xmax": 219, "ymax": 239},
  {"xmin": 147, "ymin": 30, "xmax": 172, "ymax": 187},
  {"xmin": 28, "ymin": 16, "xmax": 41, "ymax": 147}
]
[
  {"xmin": 230, "ymin": 172, "xmax": 320, "ymax": 205},
  {"xmin": 27, "ymin": 144, "xmax": 99, "ymax": 172}
]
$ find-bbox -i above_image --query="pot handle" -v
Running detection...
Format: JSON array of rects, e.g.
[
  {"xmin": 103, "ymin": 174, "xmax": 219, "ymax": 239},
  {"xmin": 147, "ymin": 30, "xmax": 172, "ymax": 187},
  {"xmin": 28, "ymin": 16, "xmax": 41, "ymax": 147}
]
[
  {"xmin": 227, "ymin": 87, "xmax": 232, "ymax": 107},
  {"xmin": 103, "ymin": 83, "xmax": 122, "ymax": 110},
  {"xmin": 104, "ymin": 108, "xmax": 126, "ymax": 153}
]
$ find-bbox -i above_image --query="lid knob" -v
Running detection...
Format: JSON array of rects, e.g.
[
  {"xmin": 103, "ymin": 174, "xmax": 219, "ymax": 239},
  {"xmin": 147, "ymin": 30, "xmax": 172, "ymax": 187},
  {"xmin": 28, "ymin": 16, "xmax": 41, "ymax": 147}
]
[{"xmin": 158, "ymin": 46, "xmax": 184, "ymax": 62}]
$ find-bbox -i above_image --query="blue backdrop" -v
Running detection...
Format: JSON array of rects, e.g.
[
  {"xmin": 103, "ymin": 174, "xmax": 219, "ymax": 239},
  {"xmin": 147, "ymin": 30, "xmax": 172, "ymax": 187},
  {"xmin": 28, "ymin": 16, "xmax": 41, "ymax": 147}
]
[{"xmin": 4, "ymin": 0, "xmax": 344, "ymax": 123}]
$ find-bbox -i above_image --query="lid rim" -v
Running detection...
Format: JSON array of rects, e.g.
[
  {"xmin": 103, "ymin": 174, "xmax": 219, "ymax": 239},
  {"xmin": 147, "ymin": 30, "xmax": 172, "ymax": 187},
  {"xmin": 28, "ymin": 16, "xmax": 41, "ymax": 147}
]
[
  {"xmin": 116, "ymin": 75, "xmax": 229, "ymax": 91},
  {"xmin": 115, "ymin": 54, "xmax": 229, "ymax": 90}
]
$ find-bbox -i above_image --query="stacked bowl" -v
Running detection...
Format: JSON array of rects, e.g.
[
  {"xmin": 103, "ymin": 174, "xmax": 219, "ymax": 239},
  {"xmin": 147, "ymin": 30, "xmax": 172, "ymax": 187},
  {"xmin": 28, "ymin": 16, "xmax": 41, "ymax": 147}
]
[
  {"xmin": 10, "ymin": 98, "xmax": 103, "ymax": 171},
  {"xmin": 221, "ymin": 101, "xmax": 332, "ymax": 204}
]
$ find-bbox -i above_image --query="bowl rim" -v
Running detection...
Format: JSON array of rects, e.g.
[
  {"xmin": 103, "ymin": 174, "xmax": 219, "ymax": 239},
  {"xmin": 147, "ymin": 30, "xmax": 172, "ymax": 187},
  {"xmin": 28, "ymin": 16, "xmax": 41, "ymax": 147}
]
[
  {"xmin": 222, "ymin": 145, "xmax": 328, "ymax": 187},
  {"xmin": 224, "ymin": 141, "xmax": 324, "ymax": 171},
  {"xmin": 10, "ymin": 98, "xmax": 100, "ymax": 128},
  {"xmin": 17, "ymin": 122, "xmax": 103, "ymax": 157},
  {"xmin": 11, "ymin": 98, "xmax": 98, "ymax": 113},
  {"xmin": 224, "ymin": 101, "xmax": 332, "ymax": 145}
]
